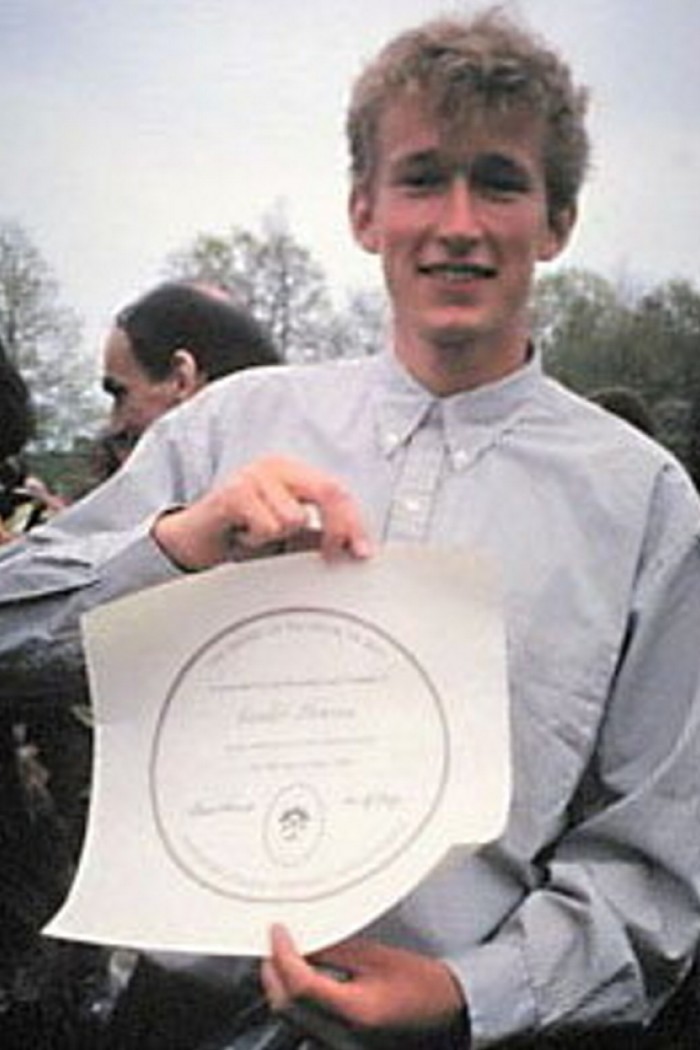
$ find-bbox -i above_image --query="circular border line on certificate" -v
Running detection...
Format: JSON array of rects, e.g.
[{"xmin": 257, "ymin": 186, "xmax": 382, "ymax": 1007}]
[{"xmin": 150, "ymin": 607, "xmax": 450, "ymax": 903}]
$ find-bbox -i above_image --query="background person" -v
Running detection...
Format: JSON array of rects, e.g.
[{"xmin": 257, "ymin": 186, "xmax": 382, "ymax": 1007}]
[
  {"xmin": 1, "ymin": 10, "xmax": 700, "ymax": 1050},
  {"xmin": 101, "ymin": 280, "xmax": 279, "ymax": 463},
  {"xmin": 0, "ymin": 338, "xmax": 93, "ymax": 1049},
  {"xmin": 0, "ymin": 337, "xmax": 63, "ymax": 541}
]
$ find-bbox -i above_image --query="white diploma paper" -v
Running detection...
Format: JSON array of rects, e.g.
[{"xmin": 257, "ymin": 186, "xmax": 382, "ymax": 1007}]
[{"xmin": 45, "ymin": 543, "xmax": 511, "ymax": 955}]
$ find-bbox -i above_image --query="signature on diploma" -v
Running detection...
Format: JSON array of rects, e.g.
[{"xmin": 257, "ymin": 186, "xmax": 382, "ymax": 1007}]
[{"xmin": 343, "ymin": 791, "xmax": 402, "ymax": 811}]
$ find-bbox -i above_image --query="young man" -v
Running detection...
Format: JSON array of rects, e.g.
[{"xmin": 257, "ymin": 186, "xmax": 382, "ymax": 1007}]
[{"xmin": 1, "ymin": 11, "xmax": 700, "ymax": 1048}]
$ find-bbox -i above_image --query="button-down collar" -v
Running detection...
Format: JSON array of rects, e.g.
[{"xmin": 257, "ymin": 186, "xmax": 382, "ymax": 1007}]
[{"xmin": 375, "ymin": 348, "xmax": 544, "ymax": 470}]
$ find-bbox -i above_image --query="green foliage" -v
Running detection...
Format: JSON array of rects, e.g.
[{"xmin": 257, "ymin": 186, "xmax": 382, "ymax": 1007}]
[
  {"xmin": 26, "ymin": 441, "xmax": 97, "ymax": 502},
  {"xmin": 0, "ymin": 220, "xmax": 102, "ymax": 450},
  {"xmin": 165, "ymin": 209, "xmax": 387, "ymax": 362},
  {"xmin": 533, "ymin": 269, "xmax": 626, "ymax": 391},
  {"xmin": 164, "ymin": 212, "xmax": 335, "ymax": 362},
  {"xmin": 533, "ymin": 268, "xmax": 700, "ymax": 479},
  {"xmin": 324, "ymin": 287, "xmax": 389, "ymax": 360}
]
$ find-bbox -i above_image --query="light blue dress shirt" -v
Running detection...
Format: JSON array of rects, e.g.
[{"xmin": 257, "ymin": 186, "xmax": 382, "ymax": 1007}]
[{"xmin": 2, "ymin": 351, "xmax": 700, "ymax": 1046}]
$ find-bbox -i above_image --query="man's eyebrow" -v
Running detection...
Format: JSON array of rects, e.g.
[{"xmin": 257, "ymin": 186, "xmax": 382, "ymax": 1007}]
[
  {"xmin": 475, "ymin": 151, "xmax": 529, "ymax": 168},
  {"xmin": 393, "ymin": 148, "xmax": 532, "ymax": 176}
]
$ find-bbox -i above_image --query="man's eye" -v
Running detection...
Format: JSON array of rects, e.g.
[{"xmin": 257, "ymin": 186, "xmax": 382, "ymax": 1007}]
[
  {"xmin": 472, "ymin": 158, "xmax": 530, "ymax": 198},
  {"xmin": 482, "ymin": 176, "xmax": 528, "ymax": 196},
  {"xmin": 396, "ymin": 168, "xmax": 446, "ymax": 192}
]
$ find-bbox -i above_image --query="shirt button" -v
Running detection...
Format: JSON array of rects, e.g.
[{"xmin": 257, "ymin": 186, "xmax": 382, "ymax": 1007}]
[{"xmin": 453, "ymin": 449, "xmax": 470, "ymax": 470}]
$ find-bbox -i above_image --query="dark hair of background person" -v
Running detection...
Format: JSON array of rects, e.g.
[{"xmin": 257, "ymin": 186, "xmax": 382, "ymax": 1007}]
[
  {"xmin": 114, "ymin": 282, "xmax": 280, "ymax": 381},
  {"xmin": 0, "ymin": 335, "xmax": 34, "ymax": 462},
  {"xmin": 588, "ymin": 386, "xmax": 657, "ymax": 437},
  {"xmin": 0, "ymin": 339, "xmax": 60, "ymax": 542}
]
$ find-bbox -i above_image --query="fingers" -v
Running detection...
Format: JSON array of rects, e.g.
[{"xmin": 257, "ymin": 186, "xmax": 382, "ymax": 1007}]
[
  {"xmin": 261, "ymin": 924, "xmax": 307, "ymax": 1008},
  {"xmin": 262, "ymin": 925, "xmax": 355, "ymax": 1014},
  {"xmin": 262, "ymin": 925, "xmax": 369, "ymax": 1025},
  {"xmin": 237, "ymin": 456, "xmax": 372, "ymax": 560},
  {"xmin": 311, "ymin": 480, "xmax": 373, "ymax": 561},
  {"xmin": 153, "ymin": 455, "xmax": 372, "ymax": 571},
  {"xmin": 309, "ymin": 936, "xmax": 383, "ymax": 973},
  {"xmin": 263, "ymin": 926, "xmax": 466, "ymax": 1033},
  {"xmin": 228, "ymin": 462, "xmax": 312, "ymax": 547}
]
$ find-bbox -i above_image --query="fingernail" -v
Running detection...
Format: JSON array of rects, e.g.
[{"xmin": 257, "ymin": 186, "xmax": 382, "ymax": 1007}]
[{"xmin": 354, "ymin": 537, "xmax": 374, "ymax": 558}]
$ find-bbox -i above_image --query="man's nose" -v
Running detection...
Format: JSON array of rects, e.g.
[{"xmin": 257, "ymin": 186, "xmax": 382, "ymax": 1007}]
[{"xmin": 436, "ymin": 178, "xmax": 482, "ymax": 243}]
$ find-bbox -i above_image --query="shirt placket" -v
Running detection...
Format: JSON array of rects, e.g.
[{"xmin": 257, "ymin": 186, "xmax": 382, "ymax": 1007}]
[{"xmin": 383, "ymin": 403, "xmax": 446, "ymax": 543}]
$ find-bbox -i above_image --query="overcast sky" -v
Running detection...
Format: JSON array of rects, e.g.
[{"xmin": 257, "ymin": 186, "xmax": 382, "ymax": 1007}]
[{"xmin": 2, "ymin": 0, "xmax": 699, "ymax": 360}]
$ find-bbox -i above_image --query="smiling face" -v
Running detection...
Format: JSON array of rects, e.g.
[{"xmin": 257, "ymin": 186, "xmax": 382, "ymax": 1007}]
[{"xmin": 350, "ymin": 95, "xmax": 574, "ymax": 394}]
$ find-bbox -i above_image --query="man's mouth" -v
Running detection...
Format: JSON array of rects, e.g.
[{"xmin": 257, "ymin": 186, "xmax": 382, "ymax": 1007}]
[{"xmin": 419, "ymin": 262, "xmax": 497, "ymax": 281}]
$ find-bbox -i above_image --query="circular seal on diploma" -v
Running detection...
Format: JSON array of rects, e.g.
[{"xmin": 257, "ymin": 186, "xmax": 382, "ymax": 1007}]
[{"xmin": 150, "ymin": 607, "xmax": 449, "ymax": 902}]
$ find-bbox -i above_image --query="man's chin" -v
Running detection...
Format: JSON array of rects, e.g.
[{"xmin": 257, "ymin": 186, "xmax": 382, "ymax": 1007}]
[{"xmin": 428, "ymin": 322, "xmax": 482, "ymax": 351}]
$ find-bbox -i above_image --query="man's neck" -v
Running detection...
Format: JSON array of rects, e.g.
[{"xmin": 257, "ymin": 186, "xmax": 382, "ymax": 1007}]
[{"xmin": 393, "ymin": 326, "xmax": 532, "ymax": 397}]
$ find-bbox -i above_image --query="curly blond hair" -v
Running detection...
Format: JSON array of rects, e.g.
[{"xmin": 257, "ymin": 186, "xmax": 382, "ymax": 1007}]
[{"xmin": 346, "ymin": 8, "xmax": 590, "ymax": 218}]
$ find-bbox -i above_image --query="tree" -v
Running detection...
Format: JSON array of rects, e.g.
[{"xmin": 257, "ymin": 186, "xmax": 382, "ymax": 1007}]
[
  {"xmin": 0, "ymin": 219, "xmax": 99, "ymax": 450},
  {"xmin": 532, "ymin": 267, "xmax": 700, "ymax": 479},
  {"xmin": 325, "ymin": 287, "xmax": 389, "ymax": 359},
  {"xmin": 532, "ymin": 269, "xmax": 635, "ymax": 393},
  {"xmin": 164, "ymin": 212, "xmax": 336, "ymax": 362},
  {"xmin": 627, "ymin": 280, "xmax": 700, "ymax": 478}
]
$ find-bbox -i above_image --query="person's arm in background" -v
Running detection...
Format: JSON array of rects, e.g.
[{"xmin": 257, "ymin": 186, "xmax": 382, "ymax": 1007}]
[{"xmin": 0, "ymin": 416, "xmax": 191, "ymax": 688}]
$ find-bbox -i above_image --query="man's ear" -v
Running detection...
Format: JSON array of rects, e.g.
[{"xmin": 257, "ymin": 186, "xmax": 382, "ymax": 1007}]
[
  {"xmin": 539, "ymin": 204, "xmax": 577, "ymax": 262},
  {"xmin": 170, "ymin": 349, "xmax": 204, "ymax": 402},
  {"xmin": 349, "ymin": 185, "xmax": 380, "ymax": 254}
]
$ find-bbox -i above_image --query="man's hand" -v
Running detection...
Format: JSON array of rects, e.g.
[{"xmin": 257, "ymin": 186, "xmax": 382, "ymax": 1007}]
[
  {"xmin": 152, "ymin": 455, "xmax": 373, "ymax": 571},
  {"xmin": 261, "ymin": 924, "xmax": 466, "ymax": 1035}
]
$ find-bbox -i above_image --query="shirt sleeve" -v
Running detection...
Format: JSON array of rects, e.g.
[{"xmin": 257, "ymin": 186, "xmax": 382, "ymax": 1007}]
[
  {"xmin": 450, "ymin": 467, "xmax": 700, "ymax": 1047},
  {"xmin": 0, "ymin": 417, "xmax": 196, "ymax": 702}
]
